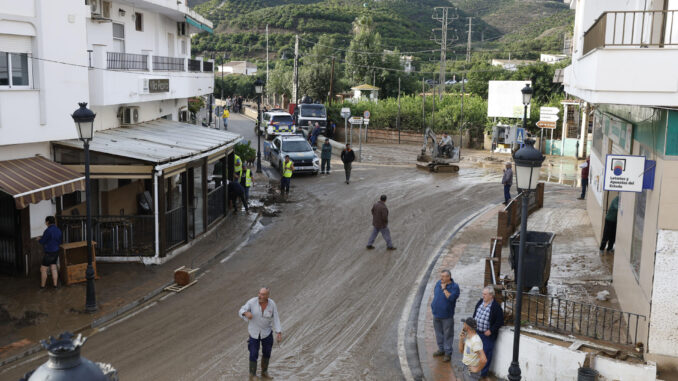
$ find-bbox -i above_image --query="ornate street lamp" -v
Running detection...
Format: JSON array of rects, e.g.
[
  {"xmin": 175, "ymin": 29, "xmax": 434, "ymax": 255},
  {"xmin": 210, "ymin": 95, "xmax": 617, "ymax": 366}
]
[
  {"xmin": 254, "ymin": 78, "xmax": 264, "ymax": 173},
  {"xmin": 71, "ymin": 102, "xmax": 97, "ymax": 313},
  {"xmin": 507, "ymin": 85, "xmax": 543, "ymax": 381}
]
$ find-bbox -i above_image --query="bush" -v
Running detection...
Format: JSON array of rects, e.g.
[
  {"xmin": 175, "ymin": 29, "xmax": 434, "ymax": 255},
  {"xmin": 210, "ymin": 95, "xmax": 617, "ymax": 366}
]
[{"xmin": 234, "ymin": 141, "xmax": 257, "ymax": 163}]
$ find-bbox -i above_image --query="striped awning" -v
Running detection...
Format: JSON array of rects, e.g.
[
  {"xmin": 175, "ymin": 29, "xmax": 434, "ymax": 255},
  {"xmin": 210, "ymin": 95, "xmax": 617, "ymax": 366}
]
[{"xmin": 0, "ymin": 156, "xmax": 85, "ymax": 209}]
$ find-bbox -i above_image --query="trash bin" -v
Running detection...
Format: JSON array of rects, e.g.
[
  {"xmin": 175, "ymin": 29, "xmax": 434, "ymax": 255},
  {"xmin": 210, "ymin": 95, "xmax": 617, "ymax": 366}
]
[{"xmin": 509, "ymin": 231, "xmax": 555, "ymax": 294}]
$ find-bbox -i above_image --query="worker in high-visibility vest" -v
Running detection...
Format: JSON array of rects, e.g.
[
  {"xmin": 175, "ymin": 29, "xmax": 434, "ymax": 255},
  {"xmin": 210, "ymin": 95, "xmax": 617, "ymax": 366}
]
[
  {"xmin": 234, "ymin": 154, "xmax": 243, "ymax": 181},
  {"xmin": 240, "ymin": 164, "xmax": 253, "ymax": 203},
  {"xmin": 280, "ymin": 155, "xmax": 294, "ymax": 197}
]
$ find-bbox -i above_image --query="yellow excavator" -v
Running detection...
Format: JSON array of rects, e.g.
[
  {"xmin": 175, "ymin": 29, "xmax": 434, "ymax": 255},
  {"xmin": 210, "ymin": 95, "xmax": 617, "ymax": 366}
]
[{"xmin": 416, "ymin": 128, "xmax": 460, "ymax": 172}]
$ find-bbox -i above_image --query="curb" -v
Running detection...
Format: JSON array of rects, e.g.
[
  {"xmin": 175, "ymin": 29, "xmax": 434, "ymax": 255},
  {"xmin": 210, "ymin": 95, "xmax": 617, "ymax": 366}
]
[
  {"xmin": 397, "ymin": 202, "xmax": 499, "ymax": 381},
  {"xmin": 0, "ymin": 214, "xmax": 262, "ymax": 369}
]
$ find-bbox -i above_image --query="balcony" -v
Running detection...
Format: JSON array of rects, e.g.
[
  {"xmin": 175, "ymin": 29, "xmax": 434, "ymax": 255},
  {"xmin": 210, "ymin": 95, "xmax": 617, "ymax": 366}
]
[
  {"xmin": 565, "ymin": 10, "xmax": 678, "ymax": 107},
  {"xmin": 90, "ymin": 50, "xmax": 214, "ymax": 106}
]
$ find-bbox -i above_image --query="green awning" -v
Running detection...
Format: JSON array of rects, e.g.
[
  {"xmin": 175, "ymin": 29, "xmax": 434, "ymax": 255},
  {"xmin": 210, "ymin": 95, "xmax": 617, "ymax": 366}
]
[{"xmin": 185, "ymin": 16, "xmax": 213, "ymax": 34}]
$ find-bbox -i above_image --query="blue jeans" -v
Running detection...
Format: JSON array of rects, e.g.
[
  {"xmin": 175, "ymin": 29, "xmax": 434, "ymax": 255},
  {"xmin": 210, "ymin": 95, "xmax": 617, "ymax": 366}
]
[
  {"xmin": 248, "ymin": 333, "xmax": 273, "ymax": 362},
  {"xmin": 433, "ymin": 317, "xmax": 455, "ymax": 355},
  {"xmin": 503, "ymin": 184, "xmax": 511, "ymax": 203},
  {"xmin": 367, "ymin": 227, "xmax": 393, "ymax": 248},
  {"xmin": 280, "ymin": 177, "xmax": 290, "ymax": 194},
  {"xmin": 244, "ymin": 186, "xmax": 250, "ymax": 203},
  {"xmin": 223, "ymin": 118, "xmax": 228, "ymax": 129},
  {"xmin": 477, "ymin": 332, "xmax": 496, "ymax": 377}
]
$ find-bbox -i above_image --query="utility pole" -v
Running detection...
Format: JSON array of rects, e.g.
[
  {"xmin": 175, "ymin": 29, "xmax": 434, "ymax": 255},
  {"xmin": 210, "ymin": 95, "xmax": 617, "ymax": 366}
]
[
  {"xmin": 459, "ymin": 73, "xmax": 465, "ymax": 156},
  {"xmin": 466, "ymin": 17, "xmax": 473, "ymax": 62},
  {"xmin": 293, "ymin": 34, "xmax": 299, "ymax": 105},
  {"xmin": 432, "ymin": 6, "xmax": 458, "ymax": 100},
  {"xmin": 220, "ymin": 53, "xmax": 225, "ymax": 100},
  {"xmin": 421, "ymin": 77, "xmax": 426, "ymax": 131},
  {"xmin": 329, "ymin": 56, "xmax": 335, "ymax": 105},
  {"xmin": 266, "ymin": 24, "xmax": 269, "ymax": 104},
  {"xmin": 397, "ymin": 76, "xmax": 401, "ymax": 144}
]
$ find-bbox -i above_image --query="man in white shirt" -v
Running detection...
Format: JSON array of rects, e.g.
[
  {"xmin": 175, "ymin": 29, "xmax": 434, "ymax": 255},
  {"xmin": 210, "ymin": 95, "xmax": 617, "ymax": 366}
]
[
  {"xmin": 239, "ymin": 287, "xmax": 283, "ymax": 380},
  {"xmin": 458, "ymin": 317, "xmax": 487, "ymax": 381}
]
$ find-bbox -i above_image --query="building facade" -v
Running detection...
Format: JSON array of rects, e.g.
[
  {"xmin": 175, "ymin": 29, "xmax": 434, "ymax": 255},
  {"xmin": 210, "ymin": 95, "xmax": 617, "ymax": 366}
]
[
  {"xmin": 0, "ymin": 1, "xmax": 236, "ymax": 274},
  {"xmin": 564, "ymin": 0, "xmax": 678, "ymax": 373}
]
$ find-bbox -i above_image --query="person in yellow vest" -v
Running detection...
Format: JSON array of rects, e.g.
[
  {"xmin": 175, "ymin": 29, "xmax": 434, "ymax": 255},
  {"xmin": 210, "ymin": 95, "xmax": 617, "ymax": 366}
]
[
  {"xmin": 234, "ymin": 154, "xmax": 243, "ymax": 181},
  {"xmin": 222, "ymin": 108, "xmax": 230, "ymax": 130},
  {"xmin": 280, "ymin": 155, "xmax": 294, "ymax": 197},
  {"xmin": 240, "ymin": 164, "xmax": 253, "ymax": 204}
]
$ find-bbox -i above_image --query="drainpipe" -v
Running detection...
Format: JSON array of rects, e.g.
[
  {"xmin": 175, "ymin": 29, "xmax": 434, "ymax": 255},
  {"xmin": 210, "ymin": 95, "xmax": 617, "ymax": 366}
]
[{"xmin": 153, "ymin": 169, "xmax": 160, "ymax": 259}]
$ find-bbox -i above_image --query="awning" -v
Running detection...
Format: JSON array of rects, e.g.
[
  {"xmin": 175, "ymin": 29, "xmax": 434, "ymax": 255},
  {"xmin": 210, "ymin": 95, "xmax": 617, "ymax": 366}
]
[
  {"xmin": 0, "ymin": 156, "xmax": 85, "ymax": 209},
  {"xmin": 54, "ymin": 119, "xmax": 241, "ymax": 166},
  {"xmin": 185, "ymin": 16, "xmax": 213, "ymax": 34}
]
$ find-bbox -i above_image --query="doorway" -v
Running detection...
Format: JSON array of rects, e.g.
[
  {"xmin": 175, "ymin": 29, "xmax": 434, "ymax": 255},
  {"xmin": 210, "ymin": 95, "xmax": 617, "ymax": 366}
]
[{"xmin": 0, "ymin": 194, "xmax": 22, "ymax": 275}]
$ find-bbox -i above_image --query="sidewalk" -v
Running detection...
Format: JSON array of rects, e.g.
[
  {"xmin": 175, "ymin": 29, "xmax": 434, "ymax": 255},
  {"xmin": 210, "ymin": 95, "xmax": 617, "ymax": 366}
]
[
  {"xmin": 420, "ymin": 185, "xmax": 617, "ymax": 380},
  {"xmin": 0, "ymin": 173, "xmax": 271, "ymax": 365}
]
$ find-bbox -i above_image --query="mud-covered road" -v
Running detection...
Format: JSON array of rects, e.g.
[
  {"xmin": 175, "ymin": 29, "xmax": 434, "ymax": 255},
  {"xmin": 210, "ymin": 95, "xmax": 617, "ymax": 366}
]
[{"xmin": 3, "ymin": 115, "xmax": 503, "ymax": 380}]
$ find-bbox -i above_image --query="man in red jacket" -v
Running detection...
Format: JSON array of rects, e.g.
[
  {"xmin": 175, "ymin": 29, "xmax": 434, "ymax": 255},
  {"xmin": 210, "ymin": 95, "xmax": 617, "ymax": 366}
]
[{"xmin": 366, "ymin": 195, "xmax": 396, "ymax": 250}]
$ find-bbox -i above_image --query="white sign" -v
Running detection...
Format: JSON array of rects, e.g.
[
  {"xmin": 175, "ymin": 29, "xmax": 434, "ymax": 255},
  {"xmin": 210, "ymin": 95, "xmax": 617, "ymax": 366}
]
[
  {"xmin": 364, "ymin": 119, "xmax": 369, "ymax": 125},
  {"xmin": 603, "ymin": 154, "xmax": 646, "ymax": 193},
  {"xmin": 540, "ymin": 107, "xmax": 559, "ymax": 115},
  {"xmin": 540, "ymin": 114, "xmax": 559, "ymax": 122},
  {"xmin": 363, "ymin": 110, "xmax": 371, "ymax": 119},
  {"xmin": 349, "ymin": 117, "xmax": 363, "ymax": 124},
  {"xmin": 487, "ymin": 81, "xmax": 532, "ymax": 118},
  {"xmin": 341, "ymin": 108, "xmax": 351, "ymax": 118}
]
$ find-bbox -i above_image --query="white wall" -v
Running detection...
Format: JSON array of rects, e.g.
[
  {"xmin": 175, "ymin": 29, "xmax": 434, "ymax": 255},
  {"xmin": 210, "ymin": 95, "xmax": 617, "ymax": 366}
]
[
  {"xmin": 648, "ymin": 229, "xmax": 678, "ymax": 357},
  {"xmin": 90, "ymin": 98, "xmax": 187, "ymax": 131}
]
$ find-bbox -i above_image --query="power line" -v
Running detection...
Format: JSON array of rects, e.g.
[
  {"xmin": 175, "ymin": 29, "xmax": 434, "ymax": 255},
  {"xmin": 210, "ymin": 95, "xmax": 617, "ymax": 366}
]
[{"xmin": 297, "ymin": 35, "xmax": 439, "ymax": 56}]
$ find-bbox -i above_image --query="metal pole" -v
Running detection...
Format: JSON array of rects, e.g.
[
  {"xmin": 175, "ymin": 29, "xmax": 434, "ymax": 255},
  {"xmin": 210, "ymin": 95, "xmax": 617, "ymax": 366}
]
[
  {"xmin": 398, "ymin": 77, "xmax": 401, "ymax": 144},
  {"xmin": 459, "ymin": 73, "xmax": 465, "ymax": 157},
  {"xmin": 84, "ymin": 140, "xmax": 97, "ymax": 313},
  {"xmin": 344, "ymin": 117, "xmax": 348, "ymax": 145},
  {"xmin": 256, "ymin": 94, "xmax": 262, "ymax": 173},
  {"xmin": 422, "ymin": 78, "xmax": 425, "ymax": 131},
  {"xmin": 221, "ymin": 54, "xmax": 225, "ymax": 100},
  {"xmin": 359, "ymin": 122, "xmax": 362, "ymax": 162}
]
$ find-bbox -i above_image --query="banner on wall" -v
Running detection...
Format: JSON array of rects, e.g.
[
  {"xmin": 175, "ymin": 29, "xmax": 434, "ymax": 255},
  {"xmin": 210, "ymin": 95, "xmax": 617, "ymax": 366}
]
[{"xmin": 603, "ymin": 154, "xmax": 646, "ymax": 192}]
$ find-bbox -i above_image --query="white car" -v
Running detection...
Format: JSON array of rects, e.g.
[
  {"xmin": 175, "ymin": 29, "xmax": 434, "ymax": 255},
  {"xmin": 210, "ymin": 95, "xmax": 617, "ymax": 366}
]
[{"xmin": 258, "ymin": 111, "xmax": 297, "ymax": 140}]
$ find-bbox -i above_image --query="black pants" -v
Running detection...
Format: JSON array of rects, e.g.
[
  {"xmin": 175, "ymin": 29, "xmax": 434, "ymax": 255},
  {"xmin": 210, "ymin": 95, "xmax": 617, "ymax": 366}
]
[
  {"xmin": 581, "ymin": 178, "xmax": 588, "ymax": 198},
  {"xmin": 231, "ymin": 193, "xmax": 248, "ymax": 212},
  {"xmin": 344, "ymin": 162, "xmax": 352, "ymax": 181},
  {"xmin": 600, "ymin": 219, "xmax": 617, "ymax": 251},
  {"xmin": 321, "ymin": 158, "xmax": 330, "ymax": 173},
  {"xmin": 280, "ymin": 177, "xmax": 290, "ymax": 194}
]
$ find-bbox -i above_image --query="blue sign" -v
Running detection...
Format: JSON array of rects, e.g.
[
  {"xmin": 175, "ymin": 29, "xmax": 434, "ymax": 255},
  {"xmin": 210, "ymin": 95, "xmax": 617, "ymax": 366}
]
[
  {"xmin": 643, "ymin": 160, "xmax": 656, "ymax": 190},
  {"xmin": 516, "ymin": 127, "xmax": 525, "ymax": 144}
]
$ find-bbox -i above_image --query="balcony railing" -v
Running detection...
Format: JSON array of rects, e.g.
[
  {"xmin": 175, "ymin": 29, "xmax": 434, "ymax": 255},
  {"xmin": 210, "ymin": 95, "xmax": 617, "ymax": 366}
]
[
  {"xmin": 152, "ymin": 55, "xmax": 184, "ymax": 71},
  {"xmin": 188, "ymin": 58, "xmax": 202, "ymax": 72},
  {"xmin": 107, "ymin": 52, "xmax": 149, "ymax": 70},
  {"xmin": 583, "ymin": 10, "xmax": 678, "ymax": 55},
  {"xmin": 165, "ymin": 206, "xmax": 186, "ymax": 249},
  {"xmin": 202, "ymin": 61, "xmax": 214, "ymax": 72},
  {"xmin": 59, "ymin": 215, "xmax": 155, "ymax": 257}
]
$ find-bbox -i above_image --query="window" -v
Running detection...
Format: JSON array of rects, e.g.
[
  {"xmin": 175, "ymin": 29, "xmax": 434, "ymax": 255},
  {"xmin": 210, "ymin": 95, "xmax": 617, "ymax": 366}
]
[
  {"xmin": 135, "ymin": 12, "xmax": 143, "ymax": 31},
  {"xmin": 113, "ymin": 23, "xmax": 125, "ymax": 53},
  {"xmin": 0, "ymin": 52, "xmax": 30, "ymax": 88}
]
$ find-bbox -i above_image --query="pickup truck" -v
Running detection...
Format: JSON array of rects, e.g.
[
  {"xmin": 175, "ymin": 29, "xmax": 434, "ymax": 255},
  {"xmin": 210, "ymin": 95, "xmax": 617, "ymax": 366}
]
[{"xmin": 264, "ymin": 135, "xmax": 320, "ymax": 176}]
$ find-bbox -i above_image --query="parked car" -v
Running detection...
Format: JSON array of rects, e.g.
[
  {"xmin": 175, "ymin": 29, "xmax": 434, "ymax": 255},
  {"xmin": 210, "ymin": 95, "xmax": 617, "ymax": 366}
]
[
  {"xmin": 264, "ymin": 135, "xmax": 320, "ymax": 176},
  {"xmin": 257, "ymin": 111, "xmax": 296, "ymax": 140}
]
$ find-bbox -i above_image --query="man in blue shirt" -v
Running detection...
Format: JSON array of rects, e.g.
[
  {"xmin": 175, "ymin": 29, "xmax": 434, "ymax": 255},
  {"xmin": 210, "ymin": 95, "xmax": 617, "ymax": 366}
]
[
  {"xmin": 431, "ymin": 269, "xmax": 460, "ymax": 362},
  {"xmin": 39, "ymin": 216, "xmax": 62, "ymax": 289}
]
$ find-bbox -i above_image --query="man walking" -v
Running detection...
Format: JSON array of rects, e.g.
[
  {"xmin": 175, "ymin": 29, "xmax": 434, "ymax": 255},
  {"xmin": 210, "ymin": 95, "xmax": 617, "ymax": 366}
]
[
  {"xmin": 222, "ymin": 107, "xmax": 230, "ymax": 130},
  {"xmin": 502, "ymin": 162, "xmax": 513, "ymax": 205},
  {"xmin": 458, "ymin": 317, "xmax": 487, "ymax": 381},
  {"xmin": 431, "ymin": 269, "xmax": 460, "ymax": 362},
  {"xmin": 340, "ymin": 144, "xmax": 355, "ymax": 184},
  {"xmin": 228, "ymin": 179, "xmax": 248, "ymax": 214},
  {"xmin": 239, "ymin": 287, "xmax": 283, "ymax": 380},
  {"xmin": 578, "ymin": 156, "xmax": 590, "ymax": 200},
  {"xmin": 600, "ymin": 195, "xmax": 619, "ymax": 254},
  {"xmin": 320, "ymin": 138, "xmax": 332, "ymax": 174},
  {"xmin": 366, "ymin": 195, "xmax": 396, "ymax": 250},
  {"xmin": 280, "ymin": 155, "xmax": 294, "ymax": 197},
  {"xmin": 472, "ymin": 286, "xmax": 503, "ymax": 379},
  {"xmin": 39, "ymin": 216, "xmax": 62, "ymax": 290}
]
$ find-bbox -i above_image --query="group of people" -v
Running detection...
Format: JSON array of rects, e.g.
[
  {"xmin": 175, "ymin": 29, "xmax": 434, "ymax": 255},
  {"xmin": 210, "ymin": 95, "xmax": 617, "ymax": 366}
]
[
  {"xmin": 225, "ymin": 96, "xmax": 243, "ymax": 114},
  {"xmin": 432, "ymin": 270, "xmax": 503, "ymax": 381},
  {"xmin": 227, "ymin": 154, "xmax": 253, "ymax": 214}
]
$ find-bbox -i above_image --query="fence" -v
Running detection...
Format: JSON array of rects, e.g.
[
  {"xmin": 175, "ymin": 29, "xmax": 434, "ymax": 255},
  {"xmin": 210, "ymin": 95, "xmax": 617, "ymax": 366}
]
[
  {"xmin": 107, "ymin": 52, "xmax": 148, "ymax": 70},
  {"xmin": 496, "ymin": 184, "xmax": 545, "ymax": 246},
  {"xmin": 165, "ymin": 206, "xmax": 186, "ymax": 249},
  {"xmin": 584, "ymin": 10, "xmax": 678, "ymax": 54},
  {"xmin": 59, "ymin": 215, "xmax": 154, "ymax": 257},
  {"xmin": 503, "ymin": 290, "xmax": 647, "ymax": 347},
  {"xmin": 207, "ymin": 185, "xmax": 225, "ymax": 225},
  {"xmin": 188, "ymin": 59, "xmax": 202, "ymax": 72},
  {"xmin": 152, "ymin": 55, "xmax": 184, "ymax": 71}
]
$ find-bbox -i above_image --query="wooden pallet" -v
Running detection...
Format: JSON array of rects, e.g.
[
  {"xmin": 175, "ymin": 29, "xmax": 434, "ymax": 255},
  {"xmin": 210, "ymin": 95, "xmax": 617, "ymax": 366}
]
[{"xmin": 164, "ymin": 280, "xmax": 198, "ymax": 293}]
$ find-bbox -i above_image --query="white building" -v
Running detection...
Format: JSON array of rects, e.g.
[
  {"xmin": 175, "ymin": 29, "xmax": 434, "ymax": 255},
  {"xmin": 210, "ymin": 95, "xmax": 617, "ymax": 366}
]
[
  {"xmin": 217, "ymin": 61, "xmax": 257, "ymax": 76},
  {"xmin": 564, "ymin": 0, "xmax": 678, "ymax": 374},
  {"xmin": 0, "ymin": 1, "xmax": 239, "ymax": 275},
  {"xmin": 539, "ymin": 53, "xmax": 568, "ymax": 63}
]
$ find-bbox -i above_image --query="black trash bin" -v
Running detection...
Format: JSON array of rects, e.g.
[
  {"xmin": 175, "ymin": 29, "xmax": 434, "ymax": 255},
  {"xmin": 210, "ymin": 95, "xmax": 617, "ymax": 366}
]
[{"xmin": 509, "ymin": 231, "xmax": 555, "ymax": 294}]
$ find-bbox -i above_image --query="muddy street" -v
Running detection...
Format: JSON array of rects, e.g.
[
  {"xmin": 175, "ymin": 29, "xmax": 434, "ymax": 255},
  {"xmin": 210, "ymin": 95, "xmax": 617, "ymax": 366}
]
[{"xmin": 1, "ymin": 116, "xmax": 504, "ymax": 380}]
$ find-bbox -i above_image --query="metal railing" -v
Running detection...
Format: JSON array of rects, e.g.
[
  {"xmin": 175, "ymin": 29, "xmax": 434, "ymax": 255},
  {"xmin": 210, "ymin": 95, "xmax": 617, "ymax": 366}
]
[
  {"xmin": 584, "ymin": 10, "xmax": 678, "ymax": 55},
  {"xmin": 503, "ymin": 290, "xmax": 647, "ymax": 347},
  {"xmin": 207, "ymin": 185, "xmax": 225, "ymax": 225},
  {"xmin": 202, "ymin": 61, "xmax": 214, "ymax": 72},
  {"xmin": 188, "ymin": 58, "xmax": 202, "ymax": 72},
  {"xmin": 59, "ymin": 215, "xmax": 155, "ymax": 257},
  {"xmin": 107, "ymin": 52, "xmax": 148, "ymax": 70},
  {"xmin": 165, "ymin": 206, "xmax": 186, "ymax": 249},
  {"xmin": 152, "ymin": 55, "xmax": 184, "ymax": 71}
]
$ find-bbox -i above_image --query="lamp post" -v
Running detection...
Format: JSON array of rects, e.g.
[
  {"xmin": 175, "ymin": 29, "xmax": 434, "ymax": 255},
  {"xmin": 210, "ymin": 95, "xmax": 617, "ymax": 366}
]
[
  {"xmin": 507, "ymin": 83, "xmax": 543, "ymax": 381},
  {"xmin": 254, "ymin": 78, "xmax": 264, "ymax": 173},
  {"xmin": 71, "ymin": 102, "xmax": 97, "ymax": 313}
]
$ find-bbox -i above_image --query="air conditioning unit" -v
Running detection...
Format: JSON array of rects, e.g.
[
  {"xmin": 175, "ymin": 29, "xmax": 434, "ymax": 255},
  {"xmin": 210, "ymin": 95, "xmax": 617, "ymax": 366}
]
[
  {"xmin": 177, "ymin": 22, "xmax": 187, "ymax": 36},
  {"xmin": 118, "ymin": 106, "xmax": 140, "ymax": 125},
  {"xmin": 90, "ymin": 0, "xmax": 102, "ymax": 15},
  {"xmin": 90, "ymin": 0, "xmax": 111, "ymax": 18}
]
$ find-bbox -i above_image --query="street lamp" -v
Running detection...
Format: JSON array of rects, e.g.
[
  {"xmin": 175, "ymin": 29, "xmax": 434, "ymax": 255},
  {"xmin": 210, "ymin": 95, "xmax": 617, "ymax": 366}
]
[
  {"xmin": 507, "ymin": 140, "xmax": 544, "ymax": 380},
  {"xmin": 71, "ymin": 102, "xmax": 97, "ymax": 313},
  {"xmin": 254, "ymin": 78, "xmax": 264, "ymax": 173}
]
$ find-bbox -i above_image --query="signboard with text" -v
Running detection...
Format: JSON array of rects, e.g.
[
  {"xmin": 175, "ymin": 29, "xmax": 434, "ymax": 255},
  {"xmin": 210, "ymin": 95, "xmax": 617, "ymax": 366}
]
[
  {"xmin": 149, "ymin": 79, "xmax": 170, "ymax": 93},
  {"xmin": 603, "ymin": 154, "xmax": 645, "ymax": 192}
]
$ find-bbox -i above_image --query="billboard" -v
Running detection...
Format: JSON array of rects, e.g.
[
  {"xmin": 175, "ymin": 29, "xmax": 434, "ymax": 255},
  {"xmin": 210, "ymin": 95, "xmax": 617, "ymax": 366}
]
[{"xmin": 487, "ymin": 80, "xmax": 532, "ymax": 118}]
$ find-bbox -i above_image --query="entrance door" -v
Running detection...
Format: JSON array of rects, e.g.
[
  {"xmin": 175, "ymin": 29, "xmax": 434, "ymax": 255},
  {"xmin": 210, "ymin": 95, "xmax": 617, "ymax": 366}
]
[
  {"xmin": 0, "ymin": 194, "xmax": 21, "ymax": 274},
  {"xmin": 187, "ymin": 163, "xmax": 205, "ymax": 239}
]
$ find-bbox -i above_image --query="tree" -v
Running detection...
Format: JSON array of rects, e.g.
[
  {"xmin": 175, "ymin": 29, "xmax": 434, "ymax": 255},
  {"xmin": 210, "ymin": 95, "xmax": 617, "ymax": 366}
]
[
  {"xmin": 268, "ymin": 61, "xmax": 293, "ymax": 98},
  {"xmin": 345, "ymin": 15, "xmax": 383, "ymax": 85},
  {"xmin": 299, "ymin": 34, "xmax": 341, "ymax": 102}
]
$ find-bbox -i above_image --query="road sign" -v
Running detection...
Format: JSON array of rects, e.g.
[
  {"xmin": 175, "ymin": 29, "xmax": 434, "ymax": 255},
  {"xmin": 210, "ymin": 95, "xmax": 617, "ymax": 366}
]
[
  {"xmin": 341, "ymin": 107, "xmax": 351, "ymax": 119},
  {"xmin": 603, "ymin": 154, "xmax": 646, "ymax": 192},
  {"xmin": 540, "ymin": 106, "xmax": 559, "ymax": 115},
  {"xmin": 349, "ymin": 117, "xmax": 363, "ymax": 124},
  {"xmin": 540, "ymin": 114, "xmax": 559, "ymax": 122},
  {"xmin": 516, "ymin": 127, "xmax": 525, "ymax": 144},
  {"xmin": 363, "ymin": 110, "xmax": 371, "ymax": 119},
  {"xmin": 536, "ymin": 120, "xmax": 557, "ymax": 129},
  {"xmin": 540, "ymin": 106, "xmax": 559, "ymax": 122},
  {"xmin": 364, "ymin": 119, "xmax": 369, "ymax": 125}
]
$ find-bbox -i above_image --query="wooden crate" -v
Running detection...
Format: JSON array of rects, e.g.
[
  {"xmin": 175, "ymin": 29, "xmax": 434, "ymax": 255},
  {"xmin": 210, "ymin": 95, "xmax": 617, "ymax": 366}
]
[{"xmin": 59, "ymin": 241, "xmax": 98, "ymax": 286}]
